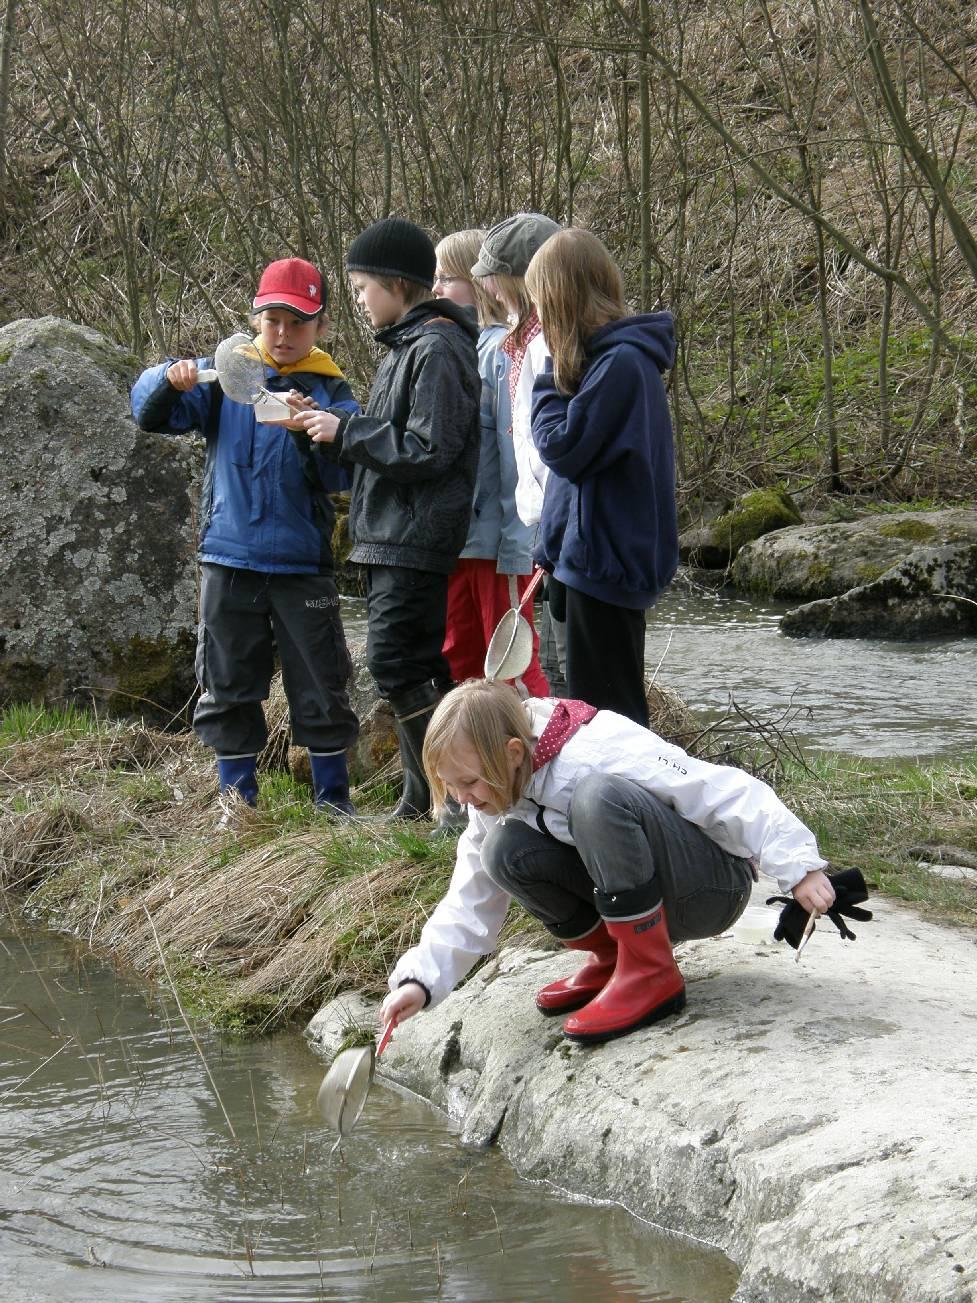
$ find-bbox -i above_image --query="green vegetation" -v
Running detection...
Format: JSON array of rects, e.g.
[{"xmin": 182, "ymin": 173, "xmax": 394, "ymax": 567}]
[
  {"xmin": 0, "ymin": 701, "xmax": 103, "ymax": 741},
  {"xmin": 787, "ymin": 751, "xmax": 977, "ymax": 927},
  {"xmin": 2, "ymin": 706, "xmax": 974, "ymax": 1038},
  {"xmin": 877, "ymin": 518, "xmax": 939, "ymax": 543}
]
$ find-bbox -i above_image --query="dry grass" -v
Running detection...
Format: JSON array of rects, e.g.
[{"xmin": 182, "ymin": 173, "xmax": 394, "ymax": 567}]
[{"xmin": 0, "ymin": 708, "xmax": 546, "ymax": 1034}]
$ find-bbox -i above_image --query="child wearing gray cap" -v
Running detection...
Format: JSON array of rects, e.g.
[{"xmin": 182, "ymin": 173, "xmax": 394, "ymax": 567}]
[{"xmin": 472, "ymin": 213, "xmax": 568, "ymax": 694}]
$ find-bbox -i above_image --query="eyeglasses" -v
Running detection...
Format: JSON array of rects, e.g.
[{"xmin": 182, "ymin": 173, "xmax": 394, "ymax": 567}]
[{"xmin": 434, "ymin": 272, "xmax": 462, "ymax": 285}]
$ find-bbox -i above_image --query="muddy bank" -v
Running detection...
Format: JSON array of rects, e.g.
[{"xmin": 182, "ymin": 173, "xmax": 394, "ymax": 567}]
[{"xmin": 309, "ymin": 889, "xmax": 977, "ymax": 1302}]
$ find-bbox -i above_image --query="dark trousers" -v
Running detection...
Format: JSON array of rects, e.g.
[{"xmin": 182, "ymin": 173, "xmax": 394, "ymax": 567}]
[
  {"xmin": 365, "ymin": 564, "xmax": 453, "ymax": 700},
  {"xmin": 193, "ymin": 563, "xmax": 359, "ymax": 755},
  {"xmin": 564, "ymin": 586, "xmax": 649, "ymax": 726},
  {"xmin": 482, "ymin": 772, "xmax": 753, "ymax": 941}
]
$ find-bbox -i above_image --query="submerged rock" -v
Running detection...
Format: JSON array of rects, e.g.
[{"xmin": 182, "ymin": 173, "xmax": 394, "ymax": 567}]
[{"xmin": 0, "ymin": 317, "xmax": 200, "ymax": 716}]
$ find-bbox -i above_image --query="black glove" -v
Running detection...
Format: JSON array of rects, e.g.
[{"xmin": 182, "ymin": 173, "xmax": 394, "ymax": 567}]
[{"xmin": 766, "ymin": 867, "xmax": 873, "ymax": 949}]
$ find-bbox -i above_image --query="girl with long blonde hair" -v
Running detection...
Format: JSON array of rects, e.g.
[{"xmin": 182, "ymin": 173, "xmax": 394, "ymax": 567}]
[
  {"xmin": 524, "ymin": 229, "xmax": 680, "ymax": 727},
  {"xmin": 379, "ymin": 678, "xmax": 837, "ymax": 1044}
]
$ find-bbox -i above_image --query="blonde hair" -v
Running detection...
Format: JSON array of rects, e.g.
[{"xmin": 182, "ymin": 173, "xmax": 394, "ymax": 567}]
[
  {"xmin": 422, "ymin": 680, "xmax": 535, "ymax": 816},
  {"xmin": 436, "ymin": 230, "xmax": 508, "ymax": 327},
  {"xmin": 490, "ymin": 272, "xmax": 537, "ymax": 346},
  {"xmin": 524, "ymin": 228, "xmax": 626, "ymax": 394}
]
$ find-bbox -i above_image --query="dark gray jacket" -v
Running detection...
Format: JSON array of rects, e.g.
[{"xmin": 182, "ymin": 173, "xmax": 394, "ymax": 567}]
[{"xmin": 325, "ymin": 300, "xmax": 480, "ymax": 573}]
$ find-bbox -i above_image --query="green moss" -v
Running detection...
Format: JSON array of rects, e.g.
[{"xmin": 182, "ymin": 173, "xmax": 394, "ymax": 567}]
[
  {"xmin": 806, "ymin": 559, "xmax": 833, "ymax": 587},
  {"xmin": 170, "ymin": 962, "xmax": 283, "ymax": 1034},
  {"xmin": 0, "ymin": 660, "xmax": 61, "ymax": 706},
  {"xmin": 854, "ymin": 563, "xmax": 888, "ymax": 585},
  {"xmin": 877, "ymin": 519, "xmax": 938, "ymax": 543},
  {"xmin": 712, "ymin": 487, "xmax": 801, "ymax": 558},
  {"xmin": 106, "ymin": 631, "xmax": 196, "ymax": 718}
]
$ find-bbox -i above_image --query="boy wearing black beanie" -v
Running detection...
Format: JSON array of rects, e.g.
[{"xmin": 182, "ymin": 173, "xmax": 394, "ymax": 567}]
[{"xmin": 295, "ymin": 218, "xmax": 480, "ymax": 825}]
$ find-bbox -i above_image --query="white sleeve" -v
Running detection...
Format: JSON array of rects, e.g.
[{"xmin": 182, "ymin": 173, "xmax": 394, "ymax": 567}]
[
  {"xmin": 388, "ymin": 816, "xmax": 512, "ymax": 1008},
  {"xmin": 512, "ymin": 336, "xmax": 550, "ymax": 527},
  {"xmin": 655, "ymin": 751, "xmax": 827, "ymax": 893}
]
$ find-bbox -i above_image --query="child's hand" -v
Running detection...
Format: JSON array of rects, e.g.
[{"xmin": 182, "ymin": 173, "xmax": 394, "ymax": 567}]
[
  {"xmin": 294, "ymin": 409, "xmax": 341, "ymax": 443},
  {"xmin": 166, "ymin": 360, "xmax": 201, "ymax": 391},
  {"xmin": 380, "ymin": 983, "xmax": 427, "ymax": 1027},
  {"xmin": 264, "ymin": 390, "xmax": 319, "ymax": 431},
  {"xmin": 284, "ymin": 389, "xmax": 318, "ymax": 414},
  {"xmin": 790, "ymin": 868, "xmax": 836, "ymax": 915}
]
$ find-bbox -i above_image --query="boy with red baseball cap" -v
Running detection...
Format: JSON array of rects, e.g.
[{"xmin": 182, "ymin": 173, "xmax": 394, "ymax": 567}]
[{"xmin": 132, "ymin": 256, "xmax": 361, "ymax": 823}]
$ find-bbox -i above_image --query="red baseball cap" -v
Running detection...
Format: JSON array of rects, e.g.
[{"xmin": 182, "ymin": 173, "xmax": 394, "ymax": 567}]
[{"xmin": 252, "ymin": 257, "xmax": 326, "ymax": 318}]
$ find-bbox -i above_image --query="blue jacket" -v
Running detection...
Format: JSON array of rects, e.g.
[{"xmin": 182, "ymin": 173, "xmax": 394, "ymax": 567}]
[
  {"xmin": 131, "ymin": 349, "xmax": 359, "ymax": 574},
  {"xmin": 461, "ymin": 323, "xmax": 534, "ymax": 574},
  {"xmin": 532, "ymin": 313, "xmax": 678, "ymax": 610}
]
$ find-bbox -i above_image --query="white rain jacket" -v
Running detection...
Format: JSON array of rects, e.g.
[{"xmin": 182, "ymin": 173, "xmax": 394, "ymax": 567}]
[{"xmin": 388, "ymin": 699, "xmax": 827, "ymax": 1009}]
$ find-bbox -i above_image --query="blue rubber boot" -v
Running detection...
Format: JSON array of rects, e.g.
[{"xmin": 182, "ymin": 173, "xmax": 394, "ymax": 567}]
[
  {"xmin": 216, "ymin": 754, "xmax": 259, "ymax": 806},
  {"xmin": 309, "ymin": 750, "xmax": 355, "ymax": 817}
]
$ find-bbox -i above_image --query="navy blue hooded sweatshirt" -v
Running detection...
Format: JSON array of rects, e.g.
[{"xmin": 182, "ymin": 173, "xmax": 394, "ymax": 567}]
[{"xmin": 531, "ymin": 312, "xmax": 678, "ymax": 610}]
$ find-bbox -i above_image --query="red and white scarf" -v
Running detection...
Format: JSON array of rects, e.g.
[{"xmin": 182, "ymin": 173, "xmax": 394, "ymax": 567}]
[
  {"xmin": 502, "ymin": 313, "xmax": 543, "ymax": 408},
  {"xmin": 531, "ymin": 700, "xmax": 598, "ymax": 772}
]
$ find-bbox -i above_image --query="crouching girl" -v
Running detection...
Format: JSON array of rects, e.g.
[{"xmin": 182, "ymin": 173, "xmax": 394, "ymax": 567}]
[{"xmin": 380, "ymin": 679, "xmax": 836, "ymax": 1044}]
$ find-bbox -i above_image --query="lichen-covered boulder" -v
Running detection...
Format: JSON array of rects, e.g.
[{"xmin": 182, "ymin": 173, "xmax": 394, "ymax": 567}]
[
  {"xmin": 781, "ymin": 542, "xmax": 977, "ymax": 639},
  {"xmin": 679, "ymin": 487, "xmax": 801, "ymax": 569},
  {"xmin": 0, "ymin": 317, "xmax": 201, "ymax": 715},
  {"xmin": 731, "ymin": 507, "xmax": 977, "ymax": 601}
]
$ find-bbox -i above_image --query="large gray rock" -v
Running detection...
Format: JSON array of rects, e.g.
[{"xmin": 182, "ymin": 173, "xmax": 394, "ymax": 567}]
[
  {"xmin": 0, "ymin": 317, "xmax": 200, "ymax": 715},
  {"xmin": 731, "ymin": 508, "xmax": 977, "ymax": 602},
  {"xmin": 781, "ymin": 542, "xmax": 977, "ymax": 639},
  {"xmin": 309, "ymin": 891, "xmax": 977, "ymax": 1301}
]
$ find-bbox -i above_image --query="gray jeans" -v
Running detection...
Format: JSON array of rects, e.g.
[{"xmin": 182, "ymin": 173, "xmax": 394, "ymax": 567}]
[{"xmin": 483, "ymin": 772, "xmax": 753, "ymax": 941}]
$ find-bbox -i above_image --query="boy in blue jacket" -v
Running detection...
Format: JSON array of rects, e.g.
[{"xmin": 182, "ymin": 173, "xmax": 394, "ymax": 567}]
[{"xmin": 131, "ymin": 257, "xmax": 360, "ymax": 818}]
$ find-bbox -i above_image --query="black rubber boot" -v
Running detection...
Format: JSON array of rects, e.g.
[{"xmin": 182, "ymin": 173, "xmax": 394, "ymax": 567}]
[{"xmin": 388, "ymin": 682, "xmax": 441, "ymax": 820}]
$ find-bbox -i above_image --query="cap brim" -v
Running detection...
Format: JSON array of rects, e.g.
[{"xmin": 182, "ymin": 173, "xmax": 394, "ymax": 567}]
[
  {"xmin": 469, "ymin": 256, "xmax": 498, "ymax": 278},
  {"xmin": 252, "ymin": 295, "xmax": 322, "ymax": 320}
]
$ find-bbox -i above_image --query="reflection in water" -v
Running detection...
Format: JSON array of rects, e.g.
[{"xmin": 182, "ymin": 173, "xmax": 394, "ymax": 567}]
[
  {"xmin": 0, "ymin": 923, "xmax": 738, "ymax": 1302},
  {"xmin": 338, "ymin": 577, "xmax": 977, "ymax": 760}
]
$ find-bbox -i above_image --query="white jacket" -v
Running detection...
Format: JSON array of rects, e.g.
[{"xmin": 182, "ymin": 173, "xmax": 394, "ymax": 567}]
[
  {"xmin": 389, "ymin": 700, "xmax": 827, "ymax": 1008},
  {"xmin": 511, "ymin": 332, "xmax": 550, "ymax": 527}
]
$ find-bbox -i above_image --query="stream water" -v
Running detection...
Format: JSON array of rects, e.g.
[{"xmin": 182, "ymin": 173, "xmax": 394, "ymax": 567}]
[
  {"xmin": 340, "ymin": 576, "xmax": 977, "ymax": 760},
  {"xmin": 3, "ymin": 585, "xmax": 974, "ymax": 1301},
  {"xmin": 0, "ymin": 922, "xmax": 738, "ymax": 1302}
]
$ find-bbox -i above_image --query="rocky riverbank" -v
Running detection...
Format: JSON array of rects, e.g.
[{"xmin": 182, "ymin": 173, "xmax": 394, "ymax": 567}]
[{"xmin": 309, "ymin": 887, "xmax": 977, "ymax": 1302}]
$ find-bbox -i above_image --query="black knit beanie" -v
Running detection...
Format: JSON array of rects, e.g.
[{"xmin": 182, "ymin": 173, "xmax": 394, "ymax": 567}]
[{"xmin": 345, "ymin": 217, "xmax": 436, "ymax": 289}]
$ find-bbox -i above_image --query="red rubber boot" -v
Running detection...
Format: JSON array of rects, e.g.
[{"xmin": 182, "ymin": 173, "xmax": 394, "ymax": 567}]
[
  {"xmin": 535, "ymin": 922, "xmax": 618, "ymax": 1015},
  {"xmin": 562, "ymin": 904, "xmax": 686, "ymax": 1044}
]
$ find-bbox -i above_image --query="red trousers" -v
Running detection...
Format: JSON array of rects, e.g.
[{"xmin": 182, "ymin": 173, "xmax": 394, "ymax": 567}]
[{"xmin": 443, "ymin": 559, "xmax": 550, "ymax": 696}]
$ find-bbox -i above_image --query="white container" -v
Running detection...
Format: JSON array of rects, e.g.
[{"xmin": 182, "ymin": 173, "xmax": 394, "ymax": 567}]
[
  {"xmin": 729, "ymin": 903, "xmax": 777, "ymax": 945},
  {"xmin": 254, "ymin": 394, "xmax": 292, "ymax": 422}
]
